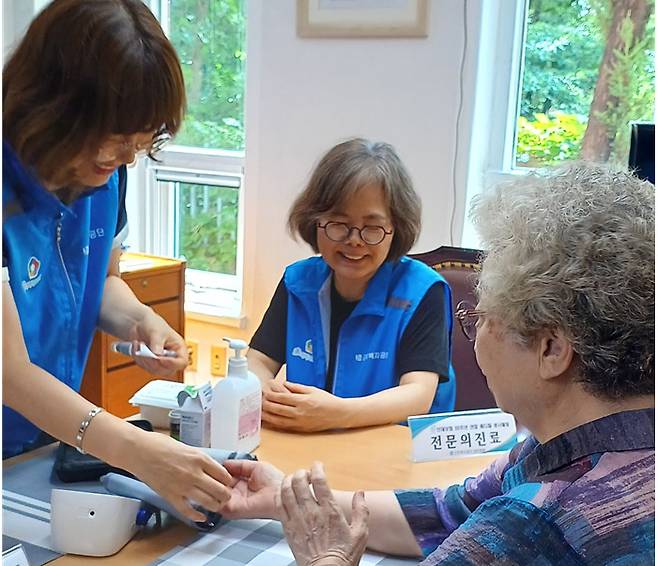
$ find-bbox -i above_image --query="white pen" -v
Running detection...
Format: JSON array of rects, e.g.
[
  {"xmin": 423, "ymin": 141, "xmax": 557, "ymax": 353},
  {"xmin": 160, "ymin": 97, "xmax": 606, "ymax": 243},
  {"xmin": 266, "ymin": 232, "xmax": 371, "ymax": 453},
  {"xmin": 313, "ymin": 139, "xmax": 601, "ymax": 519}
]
[{"xmin": 111, "ymin": 341, "xmax": 178, "ymax": 359}]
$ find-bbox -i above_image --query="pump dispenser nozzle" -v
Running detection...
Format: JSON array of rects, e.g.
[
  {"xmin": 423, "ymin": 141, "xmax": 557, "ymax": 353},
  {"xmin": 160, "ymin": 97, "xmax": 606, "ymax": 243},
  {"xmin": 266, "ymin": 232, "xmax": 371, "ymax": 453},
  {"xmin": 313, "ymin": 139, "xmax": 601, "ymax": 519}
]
[
  {"xmin": 211, "ymin": 337, "xmax": 261, "ymax": 452},
  {"xmin": 223, "ymin": 337, "xmax": 248, "ymax": 378}
]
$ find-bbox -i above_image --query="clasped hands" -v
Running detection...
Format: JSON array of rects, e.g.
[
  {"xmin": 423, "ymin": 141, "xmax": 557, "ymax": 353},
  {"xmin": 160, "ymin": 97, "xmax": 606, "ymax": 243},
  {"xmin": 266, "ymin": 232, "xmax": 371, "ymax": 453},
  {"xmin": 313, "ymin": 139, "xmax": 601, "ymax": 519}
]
[
  {"xmin": 222, "ymin": 460, "xmax": 369, "ymax": 566},
  {"xmin": 262, "ymin": 377, "xmax": 345, "ymax": 432}
]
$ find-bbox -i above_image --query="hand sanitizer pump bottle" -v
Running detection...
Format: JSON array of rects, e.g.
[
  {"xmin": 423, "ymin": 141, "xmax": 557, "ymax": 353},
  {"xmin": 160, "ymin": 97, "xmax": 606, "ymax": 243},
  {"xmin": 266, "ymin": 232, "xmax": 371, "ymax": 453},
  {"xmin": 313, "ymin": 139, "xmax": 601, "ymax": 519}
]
[{"xmin": 210, "ymin": 338, "xmax": 261, "ymax": 452}]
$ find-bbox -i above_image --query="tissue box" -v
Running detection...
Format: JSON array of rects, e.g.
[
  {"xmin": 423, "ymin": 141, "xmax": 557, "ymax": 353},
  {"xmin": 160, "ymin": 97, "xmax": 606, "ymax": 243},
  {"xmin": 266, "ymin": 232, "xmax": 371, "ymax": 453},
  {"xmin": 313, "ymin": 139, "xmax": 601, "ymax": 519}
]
[{"xmin": 129, "ymin": 380, "xmax": 188, "ymax": 428}]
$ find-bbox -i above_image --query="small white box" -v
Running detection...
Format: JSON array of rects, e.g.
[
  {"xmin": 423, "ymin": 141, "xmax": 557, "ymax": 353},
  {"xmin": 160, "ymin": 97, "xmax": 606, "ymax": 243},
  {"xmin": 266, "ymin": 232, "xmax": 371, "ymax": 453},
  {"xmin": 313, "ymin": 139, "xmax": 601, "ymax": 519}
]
[
  {"xmin": 129, "ymin": 380, "xmax": 188, "ymax": 428},
  {"xmin": 177, "ymin": 382, "xmax": 213, "ymax": 447}
]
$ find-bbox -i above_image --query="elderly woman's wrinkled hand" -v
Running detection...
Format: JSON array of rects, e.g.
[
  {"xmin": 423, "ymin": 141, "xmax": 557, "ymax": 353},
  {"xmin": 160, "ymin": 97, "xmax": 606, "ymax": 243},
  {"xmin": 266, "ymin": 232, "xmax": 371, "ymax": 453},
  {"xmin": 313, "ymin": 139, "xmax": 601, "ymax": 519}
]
[{"xmin": 280, "ymin": 462, "xmax": 369, "ymax": 566}]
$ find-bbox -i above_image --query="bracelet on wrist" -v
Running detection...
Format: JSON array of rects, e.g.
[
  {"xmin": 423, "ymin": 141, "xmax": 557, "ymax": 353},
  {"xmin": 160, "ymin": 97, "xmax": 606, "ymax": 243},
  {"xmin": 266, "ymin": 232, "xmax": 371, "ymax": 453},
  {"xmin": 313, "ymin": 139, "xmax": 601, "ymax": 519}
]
[{"xmin": 75, "ymin": 406, "xmax": 104, "ymax": 454}]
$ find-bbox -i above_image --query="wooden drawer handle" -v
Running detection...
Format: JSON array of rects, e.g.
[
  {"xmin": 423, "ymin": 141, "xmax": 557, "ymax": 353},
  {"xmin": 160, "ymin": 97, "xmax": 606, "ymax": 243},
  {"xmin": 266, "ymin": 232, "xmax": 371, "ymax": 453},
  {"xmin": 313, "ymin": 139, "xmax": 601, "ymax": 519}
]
[{"xmin": 140, "ymin": 279, "xmax": 149, "ymax": 288}]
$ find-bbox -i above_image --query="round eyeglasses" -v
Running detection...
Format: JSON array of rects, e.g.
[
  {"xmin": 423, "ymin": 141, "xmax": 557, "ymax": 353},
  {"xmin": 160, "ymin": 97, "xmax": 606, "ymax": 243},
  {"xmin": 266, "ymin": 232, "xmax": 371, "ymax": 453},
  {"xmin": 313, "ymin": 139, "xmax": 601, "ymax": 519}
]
[
  {"xmin": 317, "ymin": 221, "xmax": 393, "ymax": 246},
  {"xmin": 455, "ymin": 300, "xmax": 486, "ymax": 342},
  {"xmin": 96, "ymin": 129, "xmax": 171, "ymax": 163}
]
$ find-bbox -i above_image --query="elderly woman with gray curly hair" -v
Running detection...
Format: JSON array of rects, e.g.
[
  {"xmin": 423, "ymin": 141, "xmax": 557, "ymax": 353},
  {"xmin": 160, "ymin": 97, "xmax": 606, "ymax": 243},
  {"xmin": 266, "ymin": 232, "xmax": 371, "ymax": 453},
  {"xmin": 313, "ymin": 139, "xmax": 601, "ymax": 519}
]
[{"xmin": 220, "ymin": 161, "xmax": 654, "ymax": 565}]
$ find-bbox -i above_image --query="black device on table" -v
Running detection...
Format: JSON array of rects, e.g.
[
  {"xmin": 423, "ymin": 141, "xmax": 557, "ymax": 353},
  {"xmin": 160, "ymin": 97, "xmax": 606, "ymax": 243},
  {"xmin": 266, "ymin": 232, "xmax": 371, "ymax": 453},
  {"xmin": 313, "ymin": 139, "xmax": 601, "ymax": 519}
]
[{"xmin": 53, "ymin": 419, "xmax": 153, "ymax": 482}]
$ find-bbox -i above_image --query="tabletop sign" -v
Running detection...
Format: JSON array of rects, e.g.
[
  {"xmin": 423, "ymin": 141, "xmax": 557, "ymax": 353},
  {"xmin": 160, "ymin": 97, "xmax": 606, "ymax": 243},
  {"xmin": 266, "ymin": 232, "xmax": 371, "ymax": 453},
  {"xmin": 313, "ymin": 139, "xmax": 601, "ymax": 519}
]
[{"xmin": 408, "ymin": 408, "xmax": 518, "ymax": 462}]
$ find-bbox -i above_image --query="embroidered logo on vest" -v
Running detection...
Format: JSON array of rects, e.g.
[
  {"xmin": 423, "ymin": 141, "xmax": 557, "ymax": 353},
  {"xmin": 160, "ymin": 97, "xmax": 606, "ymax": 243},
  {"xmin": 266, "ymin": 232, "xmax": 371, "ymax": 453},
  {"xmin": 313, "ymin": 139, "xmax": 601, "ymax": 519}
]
[
  {"xmin": 27, "ymin": 257, "xmax": 40, "ymax": 279},
  {"xmin": 291, "ymin": 339, "xmax": 313, "ymax": 363},
  {"xmin": 22, "ymin": 256, "xmax": 43, "ymax": 291}
]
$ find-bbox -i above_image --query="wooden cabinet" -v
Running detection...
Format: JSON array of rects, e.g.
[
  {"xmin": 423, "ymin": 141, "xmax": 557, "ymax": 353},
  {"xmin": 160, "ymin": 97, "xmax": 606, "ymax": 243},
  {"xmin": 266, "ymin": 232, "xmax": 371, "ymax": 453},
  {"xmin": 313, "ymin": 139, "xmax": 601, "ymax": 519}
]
[{"xmin": 80, "ymin": 253, "xmax": 186, "ymax": 418}]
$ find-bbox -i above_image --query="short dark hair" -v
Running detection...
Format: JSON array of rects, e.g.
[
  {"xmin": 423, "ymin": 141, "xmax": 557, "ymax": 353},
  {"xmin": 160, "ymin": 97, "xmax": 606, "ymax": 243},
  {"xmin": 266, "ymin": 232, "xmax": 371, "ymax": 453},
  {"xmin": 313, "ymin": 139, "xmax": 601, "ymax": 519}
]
[
  {"xmin": 288, "ymin": 138, "xmax": 422, "ymax": 261},
  {"xmin": 3, "ymin": 0, "xmax": 185, "ymax": 186}
]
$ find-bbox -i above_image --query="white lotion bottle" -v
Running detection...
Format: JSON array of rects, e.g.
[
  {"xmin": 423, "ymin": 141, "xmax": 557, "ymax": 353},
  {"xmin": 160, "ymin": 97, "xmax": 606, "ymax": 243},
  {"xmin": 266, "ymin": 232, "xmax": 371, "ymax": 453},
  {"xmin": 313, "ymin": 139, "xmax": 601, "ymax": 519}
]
[{"xmin": 210, "ymin": 338, "xmax": 261, "ymax": 452}]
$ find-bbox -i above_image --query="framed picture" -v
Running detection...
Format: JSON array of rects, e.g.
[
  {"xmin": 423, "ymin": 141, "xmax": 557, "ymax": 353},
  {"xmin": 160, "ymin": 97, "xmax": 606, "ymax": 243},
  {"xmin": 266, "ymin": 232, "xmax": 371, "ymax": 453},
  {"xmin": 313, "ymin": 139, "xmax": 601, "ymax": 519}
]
[{"xmin": 297, "ymin": 0, "xmax": 429, "ymax": 38}]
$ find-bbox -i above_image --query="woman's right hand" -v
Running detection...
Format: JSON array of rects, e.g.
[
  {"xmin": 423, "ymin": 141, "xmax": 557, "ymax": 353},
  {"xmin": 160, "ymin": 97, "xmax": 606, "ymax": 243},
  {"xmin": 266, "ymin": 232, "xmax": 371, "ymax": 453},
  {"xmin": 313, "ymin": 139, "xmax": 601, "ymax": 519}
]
[{"xmin": 128, "ymin": 430, "xmax": 234, "ymax": 522}]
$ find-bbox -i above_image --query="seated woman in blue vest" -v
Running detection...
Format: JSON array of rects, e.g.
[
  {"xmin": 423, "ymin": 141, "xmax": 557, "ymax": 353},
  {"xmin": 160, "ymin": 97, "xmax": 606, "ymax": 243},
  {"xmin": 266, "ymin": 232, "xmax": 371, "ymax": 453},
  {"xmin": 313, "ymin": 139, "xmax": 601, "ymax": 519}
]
[{"xmin": 248, "ymin": 138, "xmax": 455, "ymax": 432}]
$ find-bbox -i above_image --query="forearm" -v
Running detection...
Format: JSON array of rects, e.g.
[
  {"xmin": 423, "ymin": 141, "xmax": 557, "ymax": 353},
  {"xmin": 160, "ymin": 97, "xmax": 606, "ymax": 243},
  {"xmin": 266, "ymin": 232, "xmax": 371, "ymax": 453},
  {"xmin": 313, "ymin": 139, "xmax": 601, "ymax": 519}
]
[
  {"xmin": 97, "ymin": 274, "xmax": 153, "ymax": 339},
  {"xmin": 3, "ymin": 280, "xmax": 146, "ymax": 466},
  {"xmin": 3, "ymin": 356, "xmax": 148, "ymax": 470},
  {"xmin": 333, "ymin": 490, "xmax": 421, "ymax": 557},
  {"xmin": 336, "ymin": 382, "xmax": 433, "ymax": 429}
]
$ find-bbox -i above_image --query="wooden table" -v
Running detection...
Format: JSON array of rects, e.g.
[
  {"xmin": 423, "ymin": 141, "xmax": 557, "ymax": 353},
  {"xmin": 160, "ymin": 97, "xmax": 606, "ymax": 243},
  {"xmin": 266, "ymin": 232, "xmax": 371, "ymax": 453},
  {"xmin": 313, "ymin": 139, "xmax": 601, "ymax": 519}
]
[{"xmin": 22, "ymin": 425, "xmax": 498, "ymax": 565}]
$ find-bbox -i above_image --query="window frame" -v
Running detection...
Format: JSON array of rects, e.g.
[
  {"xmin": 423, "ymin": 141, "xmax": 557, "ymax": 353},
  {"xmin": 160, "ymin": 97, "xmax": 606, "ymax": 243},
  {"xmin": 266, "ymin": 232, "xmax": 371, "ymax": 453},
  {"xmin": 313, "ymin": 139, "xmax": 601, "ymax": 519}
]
[
  {"xmin": 482, "ymin": 0, "xmax": 528, "ymax": 176},
  {"xmin": 140, "ymin": 147, "xmax": 245, "ymax": 318},
  {"xmin": 461, "ymin": 0, "xmax": 529, "ymax": 248},
  {"xmin": 133, "ymin": 0, "xmax": 246, "ymax": 318}
]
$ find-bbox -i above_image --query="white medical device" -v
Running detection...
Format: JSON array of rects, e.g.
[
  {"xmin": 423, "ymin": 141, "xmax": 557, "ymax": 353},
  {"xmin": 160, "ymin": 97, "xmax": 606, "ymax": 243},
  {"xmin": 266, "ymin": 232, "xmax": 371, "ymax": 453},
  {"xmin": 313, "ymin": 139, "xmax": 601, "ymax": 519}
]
[{"xmin": 50, "ymin": 489, "xmax": 141, "ymax": 556}]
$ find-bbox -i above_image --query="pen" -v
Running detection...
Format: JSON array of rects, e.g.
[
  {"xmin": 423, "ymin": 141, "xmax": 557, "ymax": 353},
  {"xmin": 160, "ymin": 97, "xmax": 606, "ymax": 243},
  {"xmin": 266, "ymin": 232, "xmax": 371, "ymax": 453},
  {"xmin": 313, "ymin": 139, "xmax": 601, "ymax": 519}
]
[{"xmin": 111, "ymin": 341, "xmax": 178, "ymax": 358}]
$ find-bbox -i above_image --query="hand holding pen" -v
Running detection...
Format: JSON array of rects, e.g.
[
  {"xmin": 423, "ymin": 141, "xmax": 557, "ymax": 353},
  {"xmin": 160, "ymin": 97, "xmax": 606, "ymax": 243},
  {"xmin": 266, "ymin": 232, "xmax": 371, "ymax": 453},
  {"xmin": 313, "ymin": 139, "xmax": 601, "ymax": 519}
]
[
  {"xmin": 125, "ymin": 308, "xmax": 188, "ymax": 376},
  {"xmin": 111, "ymin": 341, "xmax": 178, "ymax": 359}
]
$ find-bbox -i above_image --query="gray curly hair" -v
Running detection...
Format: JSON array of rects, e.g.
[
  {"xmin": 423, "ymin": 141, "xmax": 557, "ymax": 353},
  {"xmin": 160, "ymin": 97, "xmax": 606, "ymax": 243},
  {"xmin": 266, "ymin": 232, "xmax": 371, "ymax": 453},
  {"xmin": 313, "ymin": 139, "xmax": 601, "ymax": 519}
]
[{"xmin": 470, "ymin": 161, "xmax": 654, "ymax": 400}]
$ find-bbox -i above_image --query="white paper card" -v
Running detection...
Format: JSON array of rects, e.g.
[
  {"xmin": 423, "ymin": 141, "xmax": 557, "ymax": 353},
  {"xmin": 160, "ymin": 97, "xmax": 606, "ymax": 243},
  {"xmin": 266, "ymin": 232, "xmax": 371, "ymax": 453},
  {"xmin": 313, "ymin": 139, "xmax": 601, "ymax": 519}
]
[
  {"xmin": 408, "ymin": 408, "xmax": 518, "ymax": 462},
  {"xmin": 2, "ymin": 544, "xmax": 30, "ymax": 566}
]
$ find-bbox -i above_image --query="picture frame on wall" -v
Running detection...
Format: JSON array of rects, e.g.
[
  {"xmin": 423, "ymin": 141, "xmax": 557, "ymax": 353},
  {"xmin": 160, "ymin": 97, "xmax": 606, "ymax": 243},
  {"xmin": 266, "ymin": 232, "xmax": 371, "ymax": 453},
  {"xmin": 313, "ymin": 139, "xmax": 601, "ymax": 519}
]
[{"xmin": 297, "ymin": 0, "xmax": 429, "ymax": 38}]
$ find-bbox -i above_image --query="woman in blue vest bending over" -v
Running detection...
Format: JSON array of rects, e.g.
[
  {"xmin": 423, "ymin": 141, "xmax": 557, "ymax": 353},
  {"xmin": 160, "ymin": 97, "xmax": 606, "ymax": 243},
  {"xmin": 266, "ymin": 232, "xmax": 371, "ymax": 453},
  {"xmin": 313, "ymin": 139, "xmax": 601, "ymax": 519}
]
[
  {"xmin": 3, "ymin": 0, "xmax": 232, "ymax": 523},
  {"xmin": 249, "ymin": 138, "xmax": 455, "ymax": 432}
]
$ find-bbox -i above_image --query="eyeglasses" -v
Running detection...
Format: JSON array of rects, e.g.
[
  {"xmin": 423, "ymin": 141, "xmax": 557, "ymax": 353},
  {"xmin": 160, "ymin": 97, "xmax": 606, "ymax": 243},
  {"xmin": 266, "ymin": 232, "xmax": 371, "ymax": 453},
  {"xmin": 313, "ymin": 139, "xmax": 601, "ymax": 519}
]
[
  {"xmin": 455, "ymin": 300, "xmax": 486, "ymax": 342},
  {"xmin": 96, "ymin": 129, "xmax": 171, "ymax": 162},
  {"xmin": 317, "ymin": 221, "xmax": 393, "ymax": 245}
]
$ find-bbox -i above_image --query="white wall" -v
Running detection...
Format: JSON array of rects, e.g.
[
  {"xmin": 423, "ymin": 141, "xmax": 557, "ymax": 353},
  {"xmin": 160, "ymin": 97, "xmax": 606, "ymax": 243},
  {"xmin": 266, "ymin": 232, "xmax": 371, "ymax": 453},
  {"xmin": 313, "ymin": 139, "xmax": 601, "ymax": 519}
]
[
  {"xmin": 240, "ymin": 0, "xmax": 484, "ymax": 338},
  {"xmin": 2, "ymin": 0, "xmax": 50, "ymax": 57}
]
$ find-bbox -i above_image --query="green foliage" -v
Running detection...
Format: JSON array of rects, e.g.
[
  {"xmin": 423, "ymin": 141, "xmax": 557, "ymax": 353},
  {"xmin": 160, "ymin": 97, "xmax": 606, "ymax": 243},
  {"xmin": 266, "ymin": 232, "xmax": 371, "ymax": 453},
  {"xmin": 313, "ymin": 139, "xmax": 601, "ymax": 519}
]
[
  {"xmin": 520, "ymin": 0, "xmax": 604, "ymax": 118},
  {"xmin": 517, "ymin": 0, "xmax": 654, "ymax": 167},
  {"xmin": 178, "ymin": 184, "xmax": 239, "ymax": 275},
  {"xmin": 520, "ymin": 0, "xmax": 603, "ymax": 119},
  {"xmin": 165, "ymin": 1, "xmax": 245, "ymax": 277},
  {"xmin": 598, "ymin": 11, "xmax": 656, "ymax": 164},
  {"xmin": 169, "ymin": 0, "xmax": 246, "ymax": 151},
  {"xmin": 516, "ymin": 112, "xmax": 587, "ymax": 167}
]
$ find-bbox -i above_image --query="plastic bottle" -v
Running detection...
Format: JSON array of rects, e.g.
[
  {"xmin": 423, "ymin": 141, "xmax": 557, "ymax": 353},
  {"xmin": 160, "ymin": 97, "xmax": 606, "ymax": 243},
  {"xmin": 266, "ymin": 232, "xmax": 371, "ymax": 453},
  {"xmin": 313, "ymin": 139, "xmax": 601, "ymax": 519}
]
[{"xmin": 210, "ymin": 338, "xmax": 261, "ymax": 452}]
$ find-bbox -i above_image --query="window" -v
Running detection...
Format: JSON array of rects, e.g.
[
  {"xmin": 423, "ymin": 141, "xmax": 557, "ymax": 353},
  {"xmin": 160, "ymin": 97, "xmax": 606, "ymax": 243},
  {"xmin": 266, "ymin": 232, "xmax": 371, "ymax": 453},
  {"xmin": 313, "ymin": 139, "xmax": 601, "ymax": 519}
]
[
  {"xmin": 514, "ymin": 0, "xmax": 654, "ymax": 169},
  {"xmin": 462, "ymin": 0, "xmax": 654, "ymax": 248},
  {"xmin": 141, "ymin": 0, "xmax": 246, "ymax": 317}
]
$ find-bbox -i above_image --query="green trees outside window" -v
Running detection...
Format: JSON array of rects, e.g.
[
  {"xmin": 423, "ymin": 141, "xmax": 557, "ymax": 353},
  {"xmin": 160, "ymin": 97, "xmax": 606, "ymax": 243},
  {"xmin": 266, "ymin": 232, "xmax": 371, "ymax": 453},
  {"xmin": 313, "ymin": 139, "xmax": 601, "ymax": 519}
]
[
  {"xmin": 166, "ymin": 0, "xmax": 246, "ymax": 276},
  {"xmin": 170, "ymin": 0, "xmax": 246, "ymax": 151},
  {"xmin": 517, "ymin": 0, "xmax": 654, "ymax": 168},
  {"xmin": 177, "ymin": 183, "xmax": 239, "ymax": 275}
]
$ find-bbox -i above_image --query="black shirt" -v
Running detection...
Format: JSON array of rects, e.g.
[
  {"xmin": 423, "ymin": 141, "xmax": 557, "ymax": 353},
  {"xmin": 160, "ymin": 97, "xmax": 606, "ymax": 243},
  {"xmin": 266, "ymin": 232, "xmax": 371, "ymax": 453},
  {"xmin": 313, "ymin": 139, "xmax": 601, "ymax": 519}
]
[{"xmin": 250, "ymin": 275, "xmax": 450, "ymax": 391}]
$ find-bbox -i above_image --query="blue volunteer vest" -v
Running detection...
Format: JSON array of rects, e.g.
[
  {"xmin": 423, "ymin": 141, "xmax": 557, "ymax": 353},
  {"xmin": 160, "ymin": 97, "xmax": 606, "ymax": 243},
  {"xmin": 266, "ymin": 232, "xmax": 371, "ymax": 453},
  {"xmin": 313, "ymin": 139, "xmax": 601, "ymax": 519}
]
[
  {"xmin": 284, "ymin": 256, "xmax": 456, "ymax": 414},
  {"xmin": 2, "ymin": 142, "xmax": 120, "ymax": 457}
]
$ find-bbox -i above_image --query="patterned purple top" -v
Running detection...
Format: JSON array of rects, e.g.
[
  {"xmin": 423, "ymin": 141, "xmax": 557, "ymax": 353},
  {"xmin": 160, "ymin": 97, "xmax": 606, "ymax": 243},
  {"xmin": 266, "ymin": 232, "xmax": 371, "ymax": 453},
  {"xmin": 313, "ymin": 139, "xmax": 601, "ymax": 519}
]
[{"xmin": 395, "ymin": 409, "xmax": 655, "ymax": 565}]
